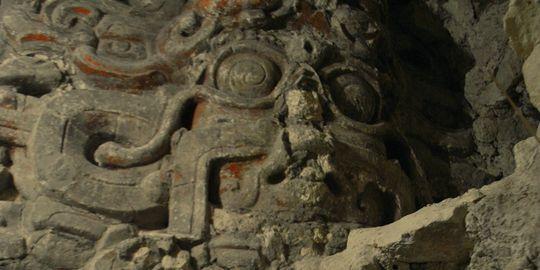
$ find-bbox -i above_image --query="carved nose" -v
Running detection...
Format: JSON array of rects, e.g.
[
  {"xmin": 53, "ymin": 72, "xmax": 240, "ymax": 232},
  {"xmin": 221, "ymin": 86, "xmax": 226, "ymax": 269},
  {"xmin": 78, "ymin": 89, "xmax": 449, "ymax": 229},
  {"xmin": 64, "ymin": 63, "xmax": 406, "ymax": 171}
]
[
  {"xmin": 286, "ymin": 89, "xmax": 323, "ymax": 123},
  {"xmin": 285, "ymin": 65, "xmax": 324, "ymax": 123}
]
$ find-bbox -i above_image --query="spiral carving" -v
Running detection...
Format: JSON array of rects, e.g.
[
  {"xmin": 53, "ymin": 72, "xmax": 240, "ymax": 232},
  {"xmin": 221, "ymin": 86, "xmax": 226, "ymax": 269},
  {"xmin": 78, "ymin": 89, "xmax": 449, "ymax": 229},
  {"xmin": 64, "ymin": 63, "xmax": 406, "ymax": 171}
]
[
  {"xmin": 216, "ymin": 53, "xmax": 281, "ymax": 98},
  {"xmin": 207, "ymin": 41, "xmax": 289, "ymax": 104}
]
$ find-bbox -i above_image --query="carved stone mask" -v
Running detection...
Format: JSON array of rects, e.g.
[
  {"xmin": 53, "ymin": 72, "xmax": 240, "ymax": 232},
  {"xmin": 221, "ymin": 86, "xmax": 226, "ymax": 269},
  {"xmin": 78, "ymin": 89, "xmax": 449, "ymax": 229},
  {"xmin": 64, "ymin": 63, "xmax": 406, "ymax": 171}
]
[{"xmin": 0, "ymin": 0, "xmax": 456, "ymax": 269}]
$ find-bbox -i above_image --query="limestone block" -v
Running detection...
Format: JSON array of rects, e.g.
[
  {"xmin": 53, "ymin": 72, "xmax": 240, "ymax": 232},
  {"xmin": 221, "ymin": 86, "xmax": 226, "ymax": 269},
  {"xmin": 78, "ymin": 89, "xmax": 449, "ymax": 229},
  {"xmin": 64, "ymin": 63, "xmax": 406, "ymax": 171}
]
[
  {"xmin": 505, "ymin": 0, "xmax": 540, "ymax": 59},
  {"xmin": 523, "ymin": 44, "xmax": 540, "ymax": 110},
  {"xmin": 295, "ymin": 132, "xmax": 540, "ymax": 270},
  {"xmin": 0, "ymin": 233, "xmax": 26, "ymax": 260}
]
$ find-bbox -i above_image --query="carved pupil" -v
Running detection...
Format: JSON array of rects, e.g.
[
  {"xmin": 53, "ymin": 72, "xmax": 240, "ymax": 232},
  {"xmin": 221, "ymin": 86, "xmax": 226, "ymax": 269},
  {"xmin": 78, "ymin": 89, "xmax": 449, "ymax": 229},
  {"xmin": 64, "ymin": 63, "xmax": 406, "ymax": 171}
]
[
  {"xmin": 230, "ymin": 60, "xmax": 267, "ymax": 86},
  {"xmin": 332, "ymin": 73, "xmax": 379, "ymax": 123},
  {"xmin": 109, "ymin": 40, "xmax": 131, "ymax": 52},
  {"xmin": 100, "ymin": 39, "xmax": 146, "ymax": 60},
  {"xmin": 217, "ymin": 53, "xmax": 280, "ymax": 98}
]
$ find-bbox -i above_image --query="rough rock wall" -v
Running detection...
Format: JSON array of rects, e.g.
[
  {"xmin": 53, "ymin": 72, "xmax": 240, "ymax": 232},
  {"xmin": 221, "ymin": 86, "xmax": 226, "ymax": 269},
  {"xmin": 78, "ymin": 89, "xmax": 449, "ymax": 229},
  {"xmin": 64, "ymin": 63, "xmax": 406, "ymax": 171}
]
[
  {"xmin": 389, "ymin": 0, "xmax": 539, "ymax": 193},
  {"xmin": 295, "ymin": 131, "xmax": 540, "ymax": 269},
  {"xmin": 506, "ymin": 0, "xmax": 540, "ymax": 111}
]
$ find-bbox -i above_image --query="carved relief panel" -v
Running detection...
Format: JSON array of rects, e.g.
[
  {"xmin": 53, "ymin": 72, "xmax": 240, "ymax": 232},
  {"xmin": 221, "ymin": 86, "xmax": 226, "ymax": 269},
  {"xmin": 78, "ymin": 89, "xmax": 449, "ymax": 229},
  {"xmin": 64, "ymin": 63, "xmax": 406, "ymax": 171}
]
[{"xmin": 0, "ymin": 0, "xmax": 471, "ymax": 269}]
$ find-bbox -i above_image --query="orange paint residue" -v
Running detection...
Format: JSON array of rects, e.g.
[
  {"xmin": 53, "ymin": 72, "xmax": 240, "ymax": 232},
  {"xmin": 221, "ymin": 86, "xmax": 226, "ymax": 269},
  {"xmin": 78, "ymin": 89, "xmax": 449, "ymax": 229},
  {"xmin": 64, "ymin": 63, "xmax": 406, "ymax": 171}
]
[
  {"xmin": 83, "ymin": 54, "xmax": 125, "ymax": 77},
  {"xmin": 293, "ymin": 2, "xmax": 331, "ymax": 34},
  {"xmin": 217, "ymin": 0, "xmax": 230, "ymax": 9},
  {"xmin": 170, "ymin": 171, "xmax": 183, "ymax": 184},
  {"xmin": 308, "ymin": 11, "xmax": 331, "ymax": 33},
  {"xmin": 71, "ymin": 7, "xmax": 92, "ymax": 15},
  {"xmin": 20, "ymin": 33, "xmax": 55, "ymax": 43},
  {"xmin": 83, "ymin": 54, "xmax": 105, "ymax": 68},
  {"xmin": 105, "ymin": 155, "xmax": 126, "ymax": 166},
  {"xmin": 197, "ymin": 0, "xmax": 213, "ymax": 9},
  {"xmin": 75, "ymin": 51, "xmax": 172, "ymax": 90},
  {"xmin": 190, "ymin": 101, "xmax": 208, "ymax": 130},
  {"xmin": 227, "ymin": 163, "xmax": 243, "ymax": 179},
  {"xmin": 74, "ymin": 60, "xmax": 123, "ymax": 79}
]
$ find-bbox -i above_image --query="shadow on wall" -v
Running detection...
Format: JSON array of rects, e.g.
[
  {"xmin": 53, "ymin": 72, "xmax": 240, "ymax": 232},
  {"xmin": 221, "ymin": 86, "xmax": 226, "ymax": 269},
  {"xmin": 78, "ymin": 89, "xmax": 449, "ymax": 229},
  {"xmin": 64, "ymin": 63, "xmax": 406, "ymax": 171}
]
[{"xmin": 385, "ymin": 0, "xmax": 478, "ymax": 207}]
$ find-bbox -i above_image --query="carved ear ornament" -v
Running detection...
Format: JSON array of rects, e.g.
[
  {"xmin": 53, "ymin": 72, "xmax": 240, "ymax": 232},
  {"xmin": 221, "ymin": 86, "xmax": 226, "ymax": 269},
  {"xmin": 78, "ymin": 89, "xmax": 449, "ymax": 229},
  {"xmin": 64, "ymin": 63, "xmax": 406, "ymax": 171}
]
[
  {"xmin": 156, "ymin": 11, "xmax": 218, "ymax": 63},
  {"xmin": 205, "ymin": 40, "xmax": 291, "ymax": 104}
]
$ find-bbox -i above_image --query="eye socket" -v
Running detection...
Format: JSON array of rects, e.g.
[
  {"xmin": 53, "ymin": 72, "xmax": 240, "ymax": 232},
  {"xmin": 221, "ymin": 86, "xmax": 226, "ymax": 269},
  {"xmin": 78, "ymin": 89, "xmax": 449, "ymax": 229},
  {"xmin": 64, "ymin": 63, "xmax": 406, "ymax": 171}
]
[
  {"xmin": 216, "ymin": 53, "xmax": 282, "ymax": 98},
  {"xmin": 208, "ymin": 41, "xmax": 289, "ymax": 105},
  {"xmin": 328, "ymin": 72, "xmax": 380, "ymax": 123}
]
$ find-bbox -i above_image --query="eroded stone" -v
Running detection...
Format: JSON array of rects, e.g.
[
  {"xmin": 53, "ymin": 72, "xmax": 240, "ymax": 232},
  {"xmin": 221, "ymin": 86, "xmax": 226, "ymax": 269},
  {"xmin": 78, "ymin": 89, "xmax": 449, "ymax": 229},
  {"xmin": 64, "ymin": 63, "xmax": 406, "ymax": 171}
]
[{"xmin": 0, "ymin": 0, "xmax": 537, "ymax": 269}]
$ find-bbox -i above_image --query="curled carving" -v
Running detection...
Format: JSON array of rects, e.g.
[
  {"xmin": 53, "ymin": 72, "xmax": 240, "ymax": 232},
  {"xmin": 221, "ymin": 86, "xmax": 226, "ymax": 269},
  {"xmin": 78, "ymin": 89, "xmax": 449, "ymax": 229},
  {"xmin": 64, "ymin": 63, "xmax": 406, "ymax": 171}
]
[
  {"xmin": 42, "ymin": 1, "xmax": 102, "ymax": 30},
  {"xmin": 29, "ymin": 90, "xmax": 169, "ymax": 218},
  {"xmin": 216, "ymin": 52, "xmax": 281, "ymax": 98},
  {"xmin": 93, "ymin": 77, "xmax": 289, "ymax": 168},
  {"xmin": 156, "ymin": 11, "xmax": 217, "ymax": 64},
  {"xmin": 94, "ymin": 87, "xmax": 196, "ymax": 168},
  {"xmin": 72, "ymin": 46, "xmax": 171, "ymax": 91}
]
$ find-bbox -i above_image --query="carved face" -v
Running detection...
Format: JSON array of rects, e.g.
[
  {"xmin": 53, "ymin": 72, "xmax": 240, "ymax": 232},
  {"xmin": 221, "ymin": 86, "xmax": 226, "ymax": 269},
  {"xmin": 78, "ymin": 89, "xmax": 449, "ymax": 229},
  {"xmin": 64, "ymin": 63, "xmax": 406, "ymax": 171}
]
[{"xmin": 0, "ymin": 0, "xmax": 426, "ymax": 269}]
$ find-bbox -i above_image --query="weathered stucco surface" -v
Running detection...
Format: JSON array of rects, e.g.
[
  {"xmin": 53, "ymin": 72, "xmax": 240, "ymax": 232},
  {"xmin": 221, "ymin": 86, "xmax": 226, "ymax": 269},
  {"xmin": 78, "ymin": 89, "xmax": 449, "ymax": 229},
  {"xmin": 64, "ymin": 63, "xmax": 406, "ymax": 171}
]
[{"xmin": 0, "ymin": 0, "xmax": 538, "ymax": 269}]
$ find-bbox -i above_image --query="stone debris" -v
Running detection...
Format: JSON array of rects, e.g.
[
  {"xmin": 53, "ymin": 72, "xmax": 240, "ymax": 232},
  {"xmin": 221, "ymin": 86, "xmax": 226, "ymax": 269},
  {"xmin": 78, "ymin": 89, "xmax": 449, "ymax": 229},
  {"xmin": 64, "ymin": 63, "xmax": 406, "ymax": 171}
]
[{"xmin": 295, "ymin": 131, "xmax": 540, "ymax": 269}]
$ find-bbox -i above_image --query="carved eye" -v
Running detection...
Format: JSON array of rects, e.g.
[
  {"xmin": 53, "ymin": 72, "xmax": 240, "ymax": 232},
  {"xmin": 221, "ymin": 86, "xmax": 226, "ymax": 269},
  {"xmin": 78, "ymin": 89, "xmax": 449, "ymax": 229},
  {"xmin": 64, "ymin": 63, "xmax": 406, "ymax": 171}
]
[
  {"xmin": 322, "ymin": 64, "xmax": 382, "ymax": 124},
  {"xmin": 209, "ymin": 41, "xmax": 288, "ymax": 103},
  {"xmin": 328, "ymin": 72, "xmax": 380, "ymax": 123},
  {"xmin": 99, "ymin": 39, "xmax": 147, "ymax": 60},
  {"xmin": 216, "ymin": 53, "xmax": 281, "ymax": 98}
]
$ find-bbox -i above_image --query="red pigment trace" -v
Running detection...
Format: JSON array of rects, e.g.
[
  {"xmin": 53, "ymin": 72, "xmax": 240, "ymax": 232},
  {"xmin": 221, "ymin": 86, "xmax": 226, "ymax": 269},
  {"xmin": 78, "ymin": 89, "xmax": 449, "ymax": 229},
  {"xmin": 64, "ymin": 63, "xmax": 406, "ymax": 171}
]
[
  {"xmin": 20, "ymin": 33, "xmax": 55, "ymax": 43},
  {"xmin": 71, "ymin": 7, "xmax": 92, "ymax": 15}
]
